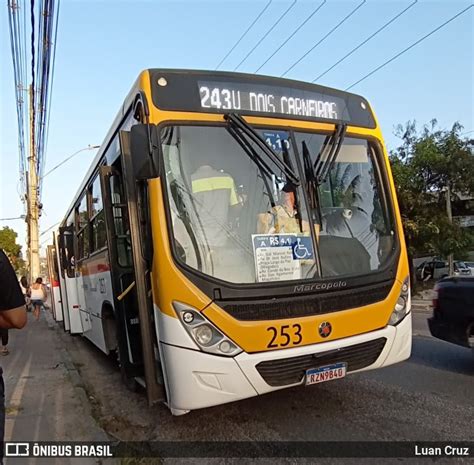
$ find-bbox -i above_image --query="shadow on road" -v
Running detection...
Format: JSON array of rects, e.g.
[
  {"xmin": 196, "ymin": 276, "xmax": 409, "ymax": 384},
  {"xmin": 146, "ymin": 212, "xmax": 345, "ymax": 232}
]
[{"xmin": 408, "ymin": 336, "xmax": 474, "ymax": 376}]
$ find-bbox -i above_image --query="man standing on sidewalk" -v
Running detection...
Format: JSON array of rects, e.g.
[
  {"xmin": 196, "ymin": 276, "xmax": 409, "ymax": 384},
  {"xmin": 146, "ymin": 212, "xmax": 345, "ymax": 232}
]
[{"xmin": 0, "ymin": 249, "xmax": 27, "ymax": 463}]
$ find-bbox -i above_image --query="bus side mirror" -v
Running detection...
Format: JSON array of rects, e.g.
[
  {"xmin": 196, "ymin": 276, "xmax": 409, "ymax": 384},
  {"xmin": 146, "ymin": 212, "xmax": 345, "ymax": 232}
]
[{"xmin": 130, "ymin": 124, "xmax": 160, "ymax": 180}]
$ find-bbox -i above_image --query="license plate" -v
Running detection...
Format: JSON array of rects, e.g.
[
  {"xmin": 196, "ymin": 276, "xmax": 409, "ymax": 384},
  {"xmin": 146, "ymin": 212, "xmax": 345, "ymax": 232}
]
[{"xmin": 305, "ymin": 362, "xmax": 347, "ymax": 385}]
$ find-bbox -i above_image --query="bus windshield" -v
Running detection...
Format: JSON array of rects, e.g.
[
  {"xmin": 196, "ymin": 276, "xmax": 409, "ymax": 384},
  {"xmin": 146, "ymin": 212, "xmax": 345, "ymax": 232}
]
[{"xmin": 161, "ymin": 125, "xmax": 395, "ymax": 284}]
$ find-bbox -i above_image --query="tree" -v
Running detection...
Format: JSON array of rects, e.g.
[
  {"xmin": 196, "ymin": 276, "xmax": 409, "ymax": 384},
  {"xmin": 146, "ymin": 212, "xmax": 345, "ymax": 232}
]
[
  {"xmin": 0, "ymin": 226, "xmax": 25, "ymax": 273},
  {"xmin": 390, "ymin": 120, "xmax": 474, "ymax": 261}
]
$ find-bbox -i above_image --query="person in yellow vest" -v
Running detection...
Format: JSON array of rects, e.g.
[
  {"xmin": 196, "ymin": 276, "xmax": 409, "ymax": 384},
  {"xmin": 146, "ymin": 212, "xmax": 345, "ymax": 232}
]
[
  {"xmin": 191, "ymin": 164, "xmax": 241, "ymax": 246},
  {"xmin": 189, "ymin": 164, "xmax": 245, "ymax": 281}
]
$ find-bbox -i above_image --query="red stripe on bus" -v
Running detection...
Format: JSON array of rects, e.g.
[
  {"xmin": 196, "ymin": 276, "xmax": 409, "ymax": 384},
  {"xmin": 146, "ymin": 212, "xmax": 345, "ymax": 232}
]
[{"xmin": 78, "ymin": 260, "xmax": 111, "ymax": 276}]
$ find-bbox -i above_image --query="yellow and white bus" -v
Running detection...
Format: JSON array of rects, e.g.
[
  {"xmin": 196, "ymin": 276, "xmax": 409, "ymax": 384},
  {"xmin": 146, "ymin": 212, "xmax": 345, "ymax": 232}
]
[{"xmin": 55, "ymin": 69, "xmax": 411, "ymax": 415}]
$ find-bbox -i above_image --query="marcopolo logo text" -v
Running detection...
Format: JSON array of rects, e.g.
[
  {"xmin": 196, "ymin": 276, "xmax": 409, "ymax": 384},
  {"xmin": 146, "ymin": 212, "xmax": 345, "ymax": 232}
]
[{"xmin": 293, "ymin": 281, "xmax": 347, "ymax": 293}]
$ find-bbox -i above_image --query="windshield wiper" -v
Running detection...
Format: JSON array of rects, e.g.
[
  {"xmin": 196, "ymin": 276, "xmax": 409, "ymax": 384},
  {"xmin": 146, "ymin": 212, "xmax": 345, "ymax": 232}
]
[
  {"xmin": 314, "ymin": 123, "xmax": 347, "ymax": 185},
  {"xmin": 225, "ymin": 113, "xmax": 300, "ymax": 187},
  {"xmin": 227, "ymin": 124, "xmax": 277, "ymax": 210}
]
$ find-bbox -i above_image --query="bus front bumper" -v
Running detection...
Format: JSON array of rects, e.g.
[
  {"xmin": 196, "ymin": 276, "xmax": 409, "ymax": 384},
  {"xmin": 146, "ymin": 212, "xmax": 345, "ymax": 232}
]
[{"xmin": 161, "ymin": 313, "xmax": 412, "ymax": 413}]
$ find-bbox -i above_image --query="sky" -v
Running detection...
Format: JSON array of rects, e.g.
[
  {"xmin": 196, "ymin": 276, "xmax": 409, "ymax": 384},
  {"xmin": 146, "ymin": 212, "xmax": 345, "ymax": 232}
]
[{"xmin": 1, "ymin": 0, "xmax": 473, "ymax": 254}]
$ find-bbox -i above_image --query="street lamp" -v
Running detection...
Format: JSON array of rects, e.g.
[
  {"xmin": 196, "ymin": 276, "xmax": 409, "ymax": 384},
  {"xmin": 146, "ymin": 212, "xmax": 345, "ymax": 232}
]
[
  {"xmin": 0, "ymin": 215, "xmax": 26, "ymax": 221},
  {"xmin": 40, "ymin": 144, "xmax": 100, "ymax": 180}
]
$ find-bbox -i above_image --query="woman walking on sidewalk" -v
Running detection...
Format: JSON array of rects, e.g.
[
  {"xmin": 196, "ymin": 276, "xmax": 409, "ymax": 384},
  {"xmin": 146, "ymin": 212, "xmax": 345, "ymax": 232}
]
[
  {"xmin": 30, "ymin": 277, "xmax": 46, "ymax": 321},
  {"xmin": 19, "ymin": 276, "xmax": 30, "ymax": 312}
]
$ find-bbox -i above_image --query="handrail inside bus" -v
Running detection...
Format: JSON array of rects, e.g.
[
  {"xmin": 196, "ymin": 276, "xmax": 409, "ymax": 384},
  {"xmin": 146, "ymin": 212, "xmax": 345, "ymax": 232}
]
[{"xmin": 117, "ymin": 280, "xmax": 136, "ymax": 301}]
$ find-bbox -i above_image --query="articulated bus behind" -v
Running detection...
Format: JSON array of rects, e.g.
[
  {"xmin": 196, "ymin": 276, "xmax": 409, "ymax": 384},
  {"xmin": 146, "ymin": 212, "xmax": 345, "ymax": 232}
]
[
  {"xmin": 57, "ymin": 69, "xmax": 412, "ymax": 415},
  {"xmin": 46, "ymin": 244, "xmax": 62, "ymax": 322}
]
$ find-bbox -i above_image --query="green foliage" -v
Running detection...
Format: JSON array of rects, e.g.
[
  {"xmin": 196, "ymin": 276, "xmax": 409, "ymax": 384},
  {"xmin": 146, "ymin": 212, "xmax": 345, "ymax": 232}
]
[
  {"xmin": 0, "ymin": 226, "xmax": 24, "ymax": 272},
  {"xmin": 390, "ymin": 120, "xmax": 474, "ymax": 258}
]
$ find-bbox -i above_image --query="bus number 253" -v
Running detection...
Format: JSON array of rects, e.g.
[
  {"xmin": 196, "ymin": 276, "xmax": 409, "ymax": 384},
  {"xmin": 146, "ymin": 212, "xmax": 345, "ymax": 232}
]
[{"xmin": 267, "ymin": 324, "xmax": 302, "ymax": 348}]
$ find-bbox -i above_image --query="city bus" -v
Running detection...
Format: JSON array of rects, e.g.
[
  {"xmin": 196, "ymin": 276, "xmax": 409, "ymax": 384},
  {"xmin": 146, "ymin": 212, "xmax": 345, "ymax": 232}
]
[{"xmin": 55, "ymin": 69, "xmax": 411, "ymax": 415}]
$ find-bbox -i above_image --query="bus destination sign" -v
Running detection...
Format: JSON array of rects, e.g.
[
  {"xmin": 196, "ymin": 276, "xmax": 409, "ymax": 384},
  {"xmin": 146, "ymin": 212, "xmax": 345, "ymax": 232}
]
[
  {"xmin": 198, "ymin": 80, "xmax": 345, "ymax": 121},
  {"xmin": 150, "ymin": 70, "xmax": 376, "ymax": 128}
]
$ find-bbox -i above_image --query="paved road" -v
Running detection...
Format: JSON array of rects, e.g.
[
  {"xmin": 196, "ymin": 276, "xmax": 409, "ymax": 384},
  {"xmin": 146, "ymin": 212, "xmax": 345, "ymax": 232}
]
[{"xmin": 60, "ymin": 310, "xmax": 473, "ymax": 463}]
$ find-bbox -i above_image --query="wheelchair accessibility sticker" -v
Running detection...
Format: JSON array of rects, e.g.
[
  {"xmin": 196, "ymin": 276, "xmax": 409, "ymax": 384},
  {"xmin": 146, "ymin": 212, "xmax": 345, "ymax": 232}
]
[{"xmin": 252, "ymin": 234, "xmax": 314, "ymax": 282}]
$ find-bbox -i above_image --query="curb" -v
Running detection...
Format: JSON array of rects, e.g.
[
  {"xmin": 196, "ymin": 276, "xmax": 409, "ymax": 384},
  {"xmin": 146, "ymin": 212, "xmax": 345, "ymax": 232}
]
[
  {"xmin": 411, "ymin": 303, "xmax": 432, "ymax": 314},
  {"xmin": 411, "ymin": 307, "xmax": 432, "ymax": 314}
]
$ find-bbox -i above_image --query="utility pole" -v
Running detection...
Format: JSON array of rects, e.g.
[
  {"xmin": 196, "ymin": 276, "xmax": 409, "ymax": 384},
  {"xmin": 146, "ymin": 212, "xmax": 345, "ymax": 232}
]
[
  {"xmin": 446, "ymin": 182, "xmax": 454, "ymax": 276},
  {"xmin": 28, "ymin": 84, "xmax": 40, "ymax": 282}
]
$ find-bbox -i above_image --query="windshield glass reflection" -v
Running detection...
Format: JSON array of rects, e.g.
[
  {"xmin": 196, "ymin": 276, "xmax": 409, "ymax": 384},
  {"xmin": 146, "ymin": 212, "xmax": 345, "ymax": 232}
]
[{"xmin": 161, "ymin": 125, "xmax": 394, "ymax": 284}]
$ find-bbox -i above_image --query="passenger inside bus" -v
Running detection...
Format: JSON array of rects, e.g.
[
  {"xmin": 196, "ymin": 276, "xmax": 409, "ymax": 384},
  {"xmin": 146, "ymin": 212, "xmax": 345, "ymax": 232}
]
[{"xmin": 257, "ymin": 181, "xmax": 310, "ymax": 234}]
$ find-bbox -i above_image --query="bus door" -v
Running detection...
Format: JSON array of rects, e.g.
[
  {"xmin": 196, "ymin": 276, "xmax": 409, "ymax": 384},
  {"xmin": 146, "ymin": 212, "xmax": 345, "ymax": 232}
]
[
  {"xmin": 46, "ymin": 245, "xmax": 62, "ymax": 322},
  {"xmin": 51, "ymin": 246, "xmax": 63, "ymax": 322},
  {"xmin": 58, "ymin": 224, "xmax": 83, "ymax": 334},
  {"xmin": 99, "ymin": 164, "xmax": 145, "ymax": 380},
  {"xmin": 56, "ymin": 229, "xmax": 71, "ymax": 331},
  {"xmin": 99, "ymin": 128, "xmax": 163, "ymax": 405}
]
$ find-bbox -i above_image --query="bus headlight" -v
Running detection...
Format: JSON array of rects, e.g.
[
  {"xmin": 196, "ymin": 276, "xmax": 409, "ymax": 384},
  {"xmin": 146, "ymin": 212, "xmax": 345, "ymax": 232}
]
[
  {"xmin": 173, "ymin": 302, "xmax": 242, "ymax": 356},
  {"xmin": 388, "ymin": 277, "xmax": 410, "ymax": 326},
  {"xmin": 193, "ymin": 325, "xmax": 213, "ymax": 346}
]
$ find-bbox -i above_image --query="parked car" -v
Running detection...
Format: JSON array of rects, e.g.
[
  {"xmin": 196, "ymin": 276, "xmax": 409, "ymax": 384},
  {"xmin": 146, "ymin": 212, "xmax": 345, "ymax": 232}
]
[
  {"xmin": 465, "ymin": 261, "xmax": 474, "ymax": 274},
  {"xmin": 416, "ymin": 260, "xmax": 471, "ymax": 281},
  {"xmin": 428, "ymin": 276, "xmax": 474, "ymax": 353},
  {"xmin": 455, "ymin": 261, "xmax": 472, "ymax": 276}
]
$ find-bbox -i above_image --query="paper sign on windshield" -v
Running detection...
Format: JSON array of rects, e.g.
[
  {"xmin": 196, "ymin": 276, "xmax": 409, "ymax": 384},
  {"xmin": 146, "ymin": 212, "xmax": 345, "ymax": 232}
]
[{"xmin": 252, "ymin": 234, "xmax": 313, "ymax": 282}]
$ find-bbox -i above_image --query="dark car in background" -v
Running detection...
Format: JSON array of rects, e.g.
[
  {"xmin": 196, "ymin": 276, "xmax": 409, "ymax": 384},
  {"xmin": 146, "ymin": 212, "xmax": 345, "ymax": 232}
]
[{"xmin": 428, "ymin": 277, "xmax": 474, "ymax": 354}]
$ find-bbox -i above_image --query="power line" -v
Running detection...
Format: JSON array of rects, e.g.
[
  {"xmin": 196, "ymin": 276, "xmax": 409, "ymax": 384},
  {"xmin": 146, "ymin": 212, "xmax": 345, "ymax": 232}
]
[
  {"xmin": 234, "ymin": 0, "xmax": 297, "ymax": 71},
  {"xmin": 313, "ymin": 0, "xmax": 418, "ymax": 83},
  {"xmin": 255, "ymin": 0, "xmax": 326, "ymax": 73},
  {"xmin": 215, "ymin": 0, "xmax": 273, "ymax": 70},
  {"xmin": 345, "ymin": 3, "xmax": 474, "ymax": 91},
  {"xmin": 36, "ymin": 0, "xmax": 61, "ymax": 194},
  {"xmin": 281, "ymin": 0, "xmax": 367, "ymax": 77},
  {"xmin": 30, "ymin": 0, "xmax": 35, "ymax": 143},
  {"xmin": 40, "ymin": 0, "xmax": 61, "ymax": 189},
  {"xmin": 7, "ymin": 0, "xmax": 28, "ymax": 199}
]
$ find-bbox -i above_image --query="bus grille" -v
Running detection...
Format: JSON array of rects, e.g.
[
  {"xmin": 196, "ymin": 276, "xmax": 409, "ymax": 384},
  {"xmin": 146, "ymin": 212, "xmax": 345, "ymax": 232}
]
[
  {"xmin": 220, "ymin": 282, "xmax": 393, "ymax": 321},
  {"xmin": 255, "ymin": 337, "xmax": 387, "ymax": 387}
]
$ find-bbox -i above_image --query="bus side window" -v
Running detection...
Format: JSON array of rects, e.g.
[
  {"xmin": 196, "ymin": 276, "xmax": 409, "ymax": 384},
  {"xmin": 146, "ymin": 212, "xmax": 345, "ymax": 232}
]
[
  {"xmin": 90, "ymin": 175, "xmax": 107, "ymax": 252},
  {"xmin": 76, "ymin": 193, "xmax": 90, "ymax": 262}
]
